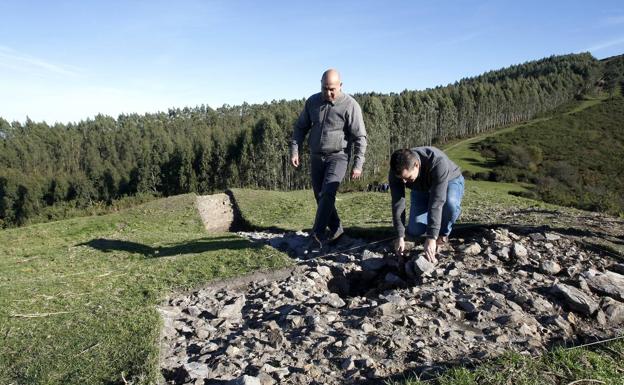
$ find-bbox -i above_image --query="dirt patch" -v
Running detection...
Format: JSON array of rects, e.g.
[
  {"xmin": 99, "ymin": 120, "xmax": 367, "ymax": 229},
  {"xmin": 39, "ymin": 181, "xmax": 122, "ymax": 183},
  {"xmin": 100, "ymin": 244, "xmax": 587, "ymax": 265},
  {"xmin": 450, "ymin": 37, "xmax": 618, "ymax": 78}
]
[
  {"xmin": 196, "ymin": 194, "xmax": 235, "ymax": 233},
  {"xmin": 159, "ymin": 227, "xmax": 624, "ymax": 384}
]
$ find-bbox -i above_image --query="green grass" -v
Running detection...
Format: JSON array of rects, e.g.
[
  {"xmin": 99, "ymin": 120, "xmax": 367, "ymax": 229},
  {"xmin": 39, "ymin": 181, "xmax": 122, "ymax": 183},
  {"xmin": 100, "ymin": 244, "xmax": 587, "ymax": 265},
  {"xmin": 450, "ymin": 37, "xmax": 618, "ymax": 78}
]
[
  {"xmin": 443, "ymin": 95, "xmax": 609, "ymax": 175},
  {"xmin": 233, "ymin": 181, "xmax": 543, "ymax": 235},
  {"xmin": 390, "ymin": 341, "xmax": 624, "ymax": 385},
  {"xmin": 0, "ymin": 194, "xmax": 291, "ymax": 385},
  {"xmin": 231, "ymin": 188, "xmax": 394, "ymax": 235}
]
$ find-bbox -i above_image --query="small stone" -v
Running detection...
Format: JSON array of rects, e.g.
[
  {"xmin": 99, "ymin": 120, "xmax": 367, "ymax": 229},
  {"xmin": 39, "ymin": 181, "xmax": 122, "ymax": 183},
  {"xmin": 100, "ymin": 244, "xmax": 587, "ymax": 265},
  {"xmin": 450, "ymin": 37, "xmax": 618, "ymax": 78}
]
[
  {"xmin": 229, "ymin": 375, "xmax": 261, "ymax": 385},
  {"xmin": 546, "ymin": 315, "xmax": 573, "ymax": 335},
  {"xmin": 456, "ymin": 300, "xmax": 477, "ymax": 313},
  {"xmin": 385, "ymin": 272, "xmax": 406, "ymax": 286},
  {"xmin": 551, "ymin": 283, "xmax": 599, "ymax": 316},
  {"xmin": 596, "ymin": 310, "xmax": 607, "ymax": 326},
  {"xmin": 321, "ymin": 293, "xmax": 346, "ymax": 308},
  {"xmin": 361, "ymin": 250, "xmax": 386, "ymax": 271},
  {"xmin": 218, "ymin": 295, "xmax": 246, "ymax": 319},
  {"xmin": 414, "ymin": 255, "xmax": 435, "ymax": 275},
  {"xmin": 603, "ymin": 299, "xmax": 624, "ymax": 324},
  {"xmin": 585, "ymin": 271, "xmax": 624, "ymax": 302},
  {"xmin": 341, "ymin": 357, "xmax": 356, "ymax": 370},
  {"xmin": 512, "ymin": 242, "xmax": 528, "ymax": 259},
  {"xmin": 316, "ymin": 266, "xmax": 332, "ymax": 278},
  {"xmin": 609, "ymin": 263, "xmax": 624, "ymax": 275},
  {"xmin": 463, "ymin": 242, "xmax": 482, "ymax": 256},
  {"xmin": 545, "ymin": 233, "xmax": 561, "ymax": 241},
  {"xmin": 540, "ymin": 260, "xmax": 562, "ymax": 275},
  {"xmin": 183, "ymin": 361, "xmax": 210, "ymax": 379},
  {"xmin": 361, "ymin": 322, "xmax": 376, "ymax": 333},
  {"xmin": 376, "ymin": 302, "xmax": 397, "ymax": 316}
]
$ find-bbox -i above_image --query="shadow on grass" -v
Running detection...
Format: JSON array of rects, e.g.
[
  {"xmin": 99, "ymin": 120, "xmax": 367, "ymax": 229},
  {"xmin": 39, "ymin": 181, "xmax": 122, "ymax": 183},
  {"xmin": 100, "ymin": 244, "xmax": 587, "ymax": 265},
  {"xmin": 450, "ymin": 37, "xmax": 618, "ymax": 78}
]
[{"xmin": 78, "ymin": 236, "xmax": 259, "ymax": 258}]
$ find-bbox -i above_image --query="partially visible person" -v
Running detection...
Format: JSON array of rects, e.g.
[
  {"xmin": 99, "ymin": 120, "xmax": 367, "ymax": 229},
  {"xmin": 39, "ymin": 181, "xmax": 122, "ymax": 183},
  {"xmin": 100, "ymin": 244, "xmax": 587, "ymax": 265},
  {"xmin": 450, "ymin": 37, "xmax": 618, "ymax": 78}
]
[
  {"xmin": 389, "ymin": 147, "xmax": 464, "ymax": 263},
  {"xmin": 290, "ymin": 69, "xmax": 367, "ymax": 253}
]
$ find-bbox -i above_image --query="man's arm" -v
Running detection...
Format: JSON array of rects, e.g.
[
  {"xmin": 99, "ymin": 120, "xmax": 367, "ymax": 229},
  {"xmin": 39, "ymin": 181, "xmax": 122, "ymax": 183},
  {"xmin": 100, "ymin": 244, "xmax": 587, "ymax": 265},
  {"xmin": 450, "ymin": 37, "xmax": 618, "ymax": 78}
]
[
  {"xmin": 290, "ymin": 100, "xmax": 312, "ymax": 165},
  {"xmin": 347, "ymin": 102, "xmax": 367, "ymax": 174},
  {"xmin": 389, "ymin": 172, "xmax": 407, "ymax": 238},
  {"xmin": 425, "ymin": 161, "xmax": 451, "ymax": 239}
]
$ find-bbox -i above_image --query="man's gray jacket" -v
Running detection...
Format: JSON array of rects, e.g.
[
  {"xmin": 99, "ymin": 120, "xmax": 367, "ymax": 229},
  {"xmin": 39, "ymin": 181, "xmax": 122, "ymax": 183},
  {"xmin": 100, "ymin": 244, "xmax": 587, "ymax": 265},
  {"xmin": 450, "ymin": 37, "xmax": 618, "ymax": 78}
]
[
  {"xmin": 290, "ymin": 92, "xmax": 367, "ymax": 171},
  {"xmin": 389, "ymin": 146, "xmax": 462, "ymax": 239}
]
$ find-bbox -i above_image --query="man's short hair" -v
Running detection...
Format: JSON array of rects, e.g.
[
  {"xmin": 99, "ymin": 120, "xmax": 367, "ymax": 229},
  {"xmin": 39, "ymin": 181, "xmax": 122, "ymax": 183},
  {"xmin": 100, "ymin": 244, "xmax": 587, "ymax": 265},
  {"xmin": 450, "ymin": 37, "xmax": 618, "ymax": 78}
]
[{"xmin": 390, "ymin": 149, "xmax": 419, "ymax": 176}]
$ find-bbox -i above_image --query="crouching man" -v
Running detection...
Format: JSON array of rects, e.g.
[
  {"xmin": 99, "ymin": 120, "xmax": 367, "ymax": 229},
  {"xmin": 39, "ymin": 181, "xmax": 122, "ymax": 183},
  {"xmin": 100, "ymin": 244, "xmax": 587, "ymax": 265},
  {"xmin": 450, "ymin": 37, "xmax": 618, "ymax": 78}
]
[{"xmin": 389, "ymin": 147, "xmax": 464, "ymax": 263}]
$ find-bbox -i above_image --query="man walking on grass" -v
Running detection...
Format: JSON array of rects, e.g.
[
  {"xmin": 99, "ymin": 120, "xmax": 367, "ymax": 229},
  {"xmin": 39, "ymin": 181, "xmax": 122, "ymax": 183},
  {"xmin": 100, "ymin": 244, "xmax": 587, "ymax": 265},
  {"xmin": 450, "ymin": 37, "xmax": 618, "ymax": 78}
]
[
  {"xmin": 290, "ymin": 69, "xmax": 367, "ymax": 254},
  {"xmin": 389, "ymin": 147, "xmax": 464, "ymax": 263}
]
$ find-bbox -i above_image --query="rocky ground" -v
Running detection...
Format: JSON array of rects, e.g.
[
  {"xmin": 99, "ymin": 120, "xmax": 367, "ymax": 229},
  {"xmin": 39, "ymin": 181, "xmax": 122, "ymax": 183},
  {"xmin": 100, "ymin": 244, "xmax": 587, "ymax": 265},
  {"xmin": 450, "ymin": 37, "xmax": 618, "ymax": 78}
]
[{"xmin": 159, "ymin": 226, "xmax": 624, "ymax": 385}]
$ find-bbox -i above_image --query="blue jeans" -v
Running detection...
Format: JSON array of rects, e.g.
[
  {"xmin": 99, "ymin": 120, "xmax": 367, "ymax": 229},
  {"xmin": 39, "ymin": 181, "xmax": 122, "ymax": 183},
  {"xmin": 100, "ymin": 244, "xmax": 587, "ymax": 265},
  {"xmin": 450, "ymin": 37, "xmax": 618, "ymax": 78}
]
[{"xmin": 406, "ymin": 175, "xmax": 464, "ymax": 238}]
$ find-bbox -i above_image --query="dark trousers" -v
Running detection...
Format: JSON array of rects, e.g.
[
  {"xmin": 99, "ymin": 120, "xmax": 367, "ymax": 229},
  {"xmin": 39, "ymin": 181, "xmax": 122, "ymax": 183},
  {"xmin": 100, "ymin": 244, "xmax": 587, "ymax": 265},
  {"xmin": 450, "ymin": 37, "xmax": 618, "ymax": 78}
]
[{"xmin": 310, "ymin": 153, "xmax": 348, "ymax": 238}]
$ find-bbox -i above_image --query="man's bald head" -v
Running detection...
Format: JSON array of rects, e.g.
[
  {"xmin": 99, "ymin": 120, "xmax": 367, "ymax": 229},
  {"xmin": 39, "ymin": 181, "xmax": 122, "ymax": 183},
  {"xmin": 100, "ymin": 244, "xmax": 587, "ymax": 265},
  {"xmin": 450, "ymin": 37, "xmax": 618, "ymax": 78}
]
[{"xmin": 321, "ymin": 69, "xmax": 342, "ymax": 102}]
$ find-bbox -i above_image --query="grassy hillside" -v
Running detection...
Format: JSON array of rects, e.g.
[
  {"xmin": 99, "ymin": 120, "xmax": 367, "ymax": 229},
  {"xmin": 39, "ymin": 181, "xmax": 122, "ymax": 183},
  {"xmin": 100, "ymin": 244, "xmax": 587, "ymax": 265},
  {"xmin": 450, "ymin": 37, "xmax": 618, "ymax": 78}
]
[
  {"xmin": 476, "ymin": 96, "xmax": 624, "ymax": 216},
  {"xmin": 0, "ymin": 194, "xmax": 290, "ymax": 385},
  {"xmin": 443, "ymin": 95, "xmax": 608, "ymax": 176}
]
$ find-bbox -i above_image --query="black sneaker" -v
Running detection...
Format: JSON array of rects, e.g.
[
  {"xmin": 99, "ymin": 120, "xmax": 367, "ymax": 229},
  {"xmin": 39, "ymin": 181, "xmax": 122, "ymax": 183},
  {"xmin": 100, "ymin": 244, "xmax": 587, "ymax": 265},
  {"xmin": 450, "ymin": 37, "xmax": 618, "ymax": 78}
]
[
  {"xmin": 327, "ymin": 226, "xmax": 344, "ymax": 245},
  {"xmin": 303, "ymin": 234, "xmax": 323, "ymax": 257}
]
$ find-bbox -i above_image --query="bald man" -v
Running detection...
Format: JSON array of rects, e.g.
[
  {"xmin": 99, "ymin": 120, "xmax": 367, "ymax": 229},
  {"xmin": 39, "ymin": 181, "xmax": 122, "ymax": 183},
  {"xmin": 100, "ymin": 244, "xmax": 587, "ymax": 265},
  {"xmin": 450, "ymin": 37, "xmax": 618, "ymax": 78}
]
[{"xmin": 290, "ymin": 69, "xmax": 368, "ymax": 254}]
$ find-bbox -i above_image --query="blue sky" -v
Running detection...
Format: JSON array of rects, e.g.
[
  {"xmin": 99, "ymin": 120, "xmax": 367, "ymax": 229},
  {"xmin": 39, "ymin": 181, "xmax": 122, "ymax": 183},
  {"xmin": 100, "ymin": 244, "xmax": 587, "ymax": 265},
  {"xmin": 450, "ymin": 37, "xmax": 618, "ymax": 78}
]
[{"xmin": 1, "ymin": 0, "xmax": 623, "ymax": 124}]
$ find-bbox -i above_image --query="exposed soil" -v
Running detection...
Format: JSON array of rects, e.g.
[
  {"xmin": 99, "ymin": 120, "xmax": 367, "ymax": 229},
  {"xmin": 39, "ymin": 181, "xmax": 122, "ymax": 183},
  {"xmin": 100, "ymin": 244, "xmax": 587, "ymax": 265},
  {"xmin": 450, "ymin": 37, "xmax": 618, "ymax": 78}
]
[{"xmin": 159, "ymin": 217, "xmax": 624, "ymax": 384}]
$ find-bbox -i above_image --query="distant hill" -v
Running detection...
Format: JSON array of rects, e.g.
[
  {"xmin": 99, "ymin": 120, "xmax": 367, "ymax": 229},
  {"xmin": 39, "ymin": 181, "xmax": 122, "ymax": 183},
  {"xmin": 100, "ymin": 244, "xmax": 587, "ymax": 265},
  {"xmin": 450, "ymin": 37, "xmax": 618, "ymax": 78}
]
[
  {"xmin": 0, "ymin": 52, "xmax": 618, "ymax": 228},
  {"xmin": 475, "ymin": 94, "xmax": 624, "ymax": 216}
]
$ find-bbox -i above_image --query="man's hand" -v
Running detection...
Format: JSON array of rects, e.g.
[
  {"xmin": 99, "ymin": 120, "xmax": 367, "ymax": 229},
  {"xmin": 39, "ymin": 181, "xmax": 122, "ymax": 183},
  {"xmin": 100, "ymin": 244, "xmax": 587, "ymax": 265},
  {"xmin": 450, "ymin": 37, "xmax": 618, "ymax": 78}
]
[
  {"xmin": 395, "ymin": 237, "xmax": 405, "ymax": 255},
  {"xmin": 424, "ymin": 237, "xmax": 438, "ymax": 263},
  {"xmin": 351, "ymin": 169, "xmax": 362, "ymax": 180},
  {"xmin": 291, "ymin": 154, "xmax": 300, "ymax": 168}
]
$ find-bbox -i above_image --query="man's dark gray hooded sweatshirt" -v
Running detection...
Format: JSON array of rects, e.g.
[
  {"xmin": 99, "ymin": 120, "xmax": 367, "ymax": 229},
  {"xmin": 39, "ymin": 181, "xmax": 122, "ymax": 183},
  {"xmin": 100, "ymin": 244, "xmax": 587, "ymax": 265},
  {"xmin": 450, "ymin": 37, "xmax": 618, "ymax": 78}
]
[{"xmin": 389, "ymin": 146, "xmax": 462, "ymax": 239}]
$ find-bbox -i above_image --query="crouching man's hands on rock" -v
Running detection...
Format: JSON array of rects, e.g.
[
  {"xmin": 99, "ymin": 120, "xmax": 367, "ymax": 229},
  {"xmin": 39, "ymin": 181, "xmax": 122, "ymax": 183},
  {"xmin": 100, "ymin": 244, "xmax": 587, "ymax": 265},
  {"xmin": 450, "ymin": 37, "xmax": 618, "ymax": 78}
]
[
  {"xmin": 395, "ymin": 237, "xmax": 405, "ymax": 256},
  {"xmin": 424, "ymin": 237, "xmax": 438, "ymax": 263}
]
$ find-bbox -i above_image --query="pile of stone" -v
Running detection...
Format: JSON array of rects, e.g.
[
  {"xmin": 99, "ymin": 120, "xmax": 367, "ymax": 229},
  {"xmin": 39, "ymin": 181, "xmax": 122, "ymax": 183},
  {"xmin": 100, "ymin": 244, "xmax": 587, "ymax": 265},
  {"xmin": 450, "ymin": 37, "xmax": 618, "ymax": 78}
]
[{"xmin": 159, "ymin": 228, "xmax": 624, "ymax": 385}]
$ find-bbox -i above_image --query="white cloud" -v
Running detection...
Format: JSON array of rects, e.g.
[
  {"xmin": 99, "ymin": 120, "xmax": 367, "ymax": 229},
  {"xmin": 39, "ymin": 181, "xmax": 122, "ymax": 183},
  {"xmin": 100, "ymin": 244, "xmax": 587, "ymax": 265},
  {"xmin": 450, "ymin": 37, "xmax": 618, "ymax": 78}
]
[
  {"xmin": 603, "ymin": 16, "xmax": 624, "ymax": 26},
  {"xmin": 586, "ymin": 36, "xmax": 624, "ymax": 52},
  {"xmin": 0, "ymin": 46, "xmax": 83, "ymax": 77}
]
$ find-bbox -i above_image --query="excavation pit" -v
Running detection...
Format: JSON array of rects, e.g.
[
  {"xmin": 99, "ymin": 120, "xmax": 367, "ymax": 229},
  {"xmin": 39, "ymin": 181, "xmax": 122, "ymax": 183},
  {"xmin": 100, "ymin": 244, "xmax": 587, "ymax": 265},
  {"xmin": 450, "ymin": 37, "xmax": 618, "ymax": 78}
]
[{"xmin": 160, "ymin": 227, "xmax": 624, "ymax": 385}]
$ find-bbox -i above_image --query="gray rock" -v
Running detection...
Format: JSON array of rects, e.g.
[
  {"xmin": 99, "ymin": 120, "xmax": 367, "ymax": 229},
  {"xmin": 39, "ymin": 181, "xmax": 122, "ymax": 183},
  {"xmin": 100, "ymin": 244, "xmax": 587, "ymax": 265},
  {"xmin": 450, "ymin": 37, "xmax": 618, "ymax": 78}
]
[
  {"xmin": 529, "ymin": 233, "xmax": 547, "ymax": 241},
  {"xmin": 376, "ymin": 302, "xmax": 397, "ymax": 316},
  {"xmin": 414, "ymin": 255, "xmax": 435, "ymax": 275},
  {"xmin": 540, "ymin": 260, "xmax": 562, "ymax": 275},
  {"xmin": 603, "ymin": 298, "xmax": 624, "ymax": 324},
  {"xmin": 545, "ymin": 315, "xmax": 573, "ymax": 336},
  {"xmin": 609, "ymin": 263, "xmax": 624, "ymax": 275},
  {"xmin": 361, "ymin": 257, "xmax": 386, "ymax": 271},
  {"xmin": 385, "ymin": 294, "xmax": 408, "ymax": 307},
  {"xmin": 385, "ymin": 272, "xmax": 406, "ymax": 286},
  {"xmin": 545, "ymin": 233, "xmax": 561, "ymax": 241},
  {"xmin": 596, "ymin": 310, "xmax": 607, "ymax": 326},
  {"xmin": 218, "ymin": 295, "xmax": 246, "ymax": 319},
  {"xmin": 183, "ymin": 361, "xmax": 210, "ymax": 379},
  {"xmin": 321, "ymin": 293, "xmax": 346, "ymax": 308},
  {"xmin": 361, "ymin": 322, "xmax": 376, "ymax": 333},
  {"xmin": 229, "ymin": 375, "xmax": 261, "ymax": 385},
  {"xmin": 512, "ymin": 242, "xmax": 528, "ymax": 259},
  {"xmin": 551, "ymin": 283, "xmax": 599, "ymax": 315},
  {"xmin": 316, "ymin": 265, "xmax": 332, "ymax": 278},
  {"xmin": 586, "ymin": 271, "xmax": 624, "ymax": 301},
  {"xmin": 456, "ymin": 300, "xmax": 477, "ymax": 313},
  {"xmin": 463, "ymin": 242, "xmax": 482, "ymax": 256}
]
